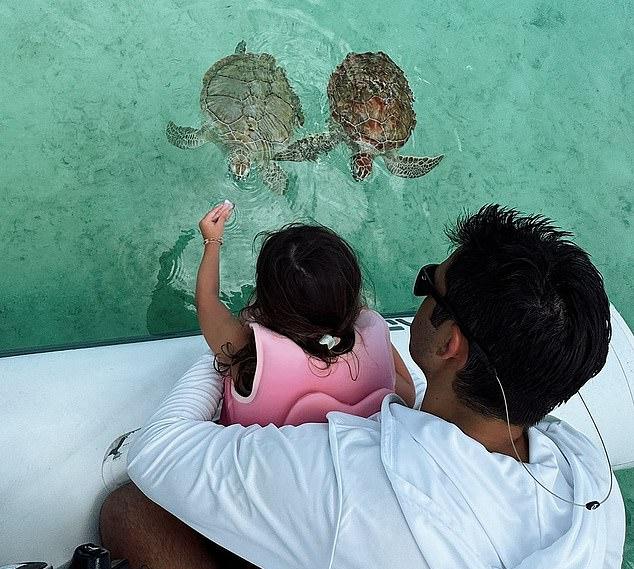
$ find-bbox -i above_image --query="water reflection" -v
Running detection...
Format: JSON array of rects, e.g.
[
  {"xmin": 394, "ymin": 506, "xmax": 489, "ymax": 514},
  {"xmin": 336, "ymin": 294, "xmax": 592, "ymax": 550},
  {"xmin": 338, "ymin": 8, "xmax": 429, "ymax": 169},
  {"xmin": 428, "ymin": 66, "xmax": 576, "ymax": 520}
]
[
  {"xmin": 146, "ymin": 230, "xmax": 255, "ymax": 336},
  {"xmin": 146, "ymin": 229, "xmax": 198, "ymax": 335}
]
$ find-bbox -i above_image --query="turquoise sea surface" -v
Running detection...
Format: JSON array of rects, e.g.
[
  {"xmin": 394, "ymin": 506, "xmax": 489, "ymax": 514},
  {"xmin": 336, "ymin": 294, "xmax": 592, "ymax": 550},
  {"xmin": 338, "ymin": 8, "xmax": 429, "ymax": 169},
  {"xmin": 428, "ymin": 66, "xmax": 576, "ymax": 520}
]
[{"xmin": 0, "ymin": 0, "xmax": 632, "ymax": 564}]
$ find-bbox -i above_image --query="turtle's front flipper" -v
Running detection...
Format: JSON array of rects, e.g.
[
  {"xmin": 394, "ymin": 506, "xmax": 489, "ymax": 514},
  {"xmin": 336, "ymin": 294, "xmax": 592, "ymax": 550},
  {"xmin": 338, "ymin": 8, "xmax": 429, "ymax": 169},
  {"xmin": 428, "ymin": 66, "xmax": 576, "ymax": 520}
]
[
  {"xmin": 383, "ymin": 153, "xmax": 444, "ymax": 178},
  {"xmin": 260, "ymin": 161, "xmax": 289, "ymax": 195},
  {"xmin": 166, "ymin": 122, "xmax": 211, "ymax": 149},
  {"xmin": 273, "ymin": 132, "xmax": 339, "ymax": 162}
]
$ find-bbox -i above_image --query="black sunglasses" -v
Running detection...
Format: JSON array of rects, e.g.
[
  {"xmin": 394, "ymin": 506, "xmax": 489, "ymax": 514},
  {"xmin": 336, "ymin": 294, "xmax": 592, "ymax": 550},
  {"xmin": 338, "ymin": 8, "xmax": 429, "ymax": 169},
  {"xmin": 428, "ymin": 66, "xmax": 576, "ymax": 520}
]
[
  {"xmin": 413, "ymin": 263, "xmax": 476, "ymax": 347},
  {"xmin": 413, "ymin": 264, "xmax": 442, "ymax": 299},
  {"xmin": 413, "ymin": 264, "xmax": 459, "ymax": 320}
]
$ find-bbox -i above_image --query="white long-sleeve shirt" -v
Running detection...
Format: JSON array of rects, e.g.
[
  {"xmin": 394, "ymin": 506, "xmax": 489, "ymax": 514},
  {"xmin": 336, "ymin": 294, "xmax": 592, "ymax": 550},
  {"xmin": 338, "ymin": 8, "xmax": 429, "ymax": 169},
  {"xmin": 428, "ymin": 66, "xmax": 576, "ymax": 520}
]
[{"xmin": 127, "ymin": 354, "xmax": 625, "ymax": 569}]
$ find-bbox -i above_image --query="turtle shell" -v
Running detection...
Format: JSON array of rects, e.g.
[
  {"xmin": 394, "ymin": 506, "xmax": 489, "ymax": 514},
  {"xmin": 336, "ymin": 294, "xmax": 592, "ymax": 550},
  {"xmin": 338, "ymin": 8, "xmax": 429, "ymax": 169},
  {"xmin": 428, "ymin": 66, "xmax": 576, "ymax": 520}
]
[
  {"xmin": 200, "ymin": 51, "xmax": 303, "ymax": 157},
  {"xmin": 327, "ymin": 52, "xmax": 416, "ymax": 154}
]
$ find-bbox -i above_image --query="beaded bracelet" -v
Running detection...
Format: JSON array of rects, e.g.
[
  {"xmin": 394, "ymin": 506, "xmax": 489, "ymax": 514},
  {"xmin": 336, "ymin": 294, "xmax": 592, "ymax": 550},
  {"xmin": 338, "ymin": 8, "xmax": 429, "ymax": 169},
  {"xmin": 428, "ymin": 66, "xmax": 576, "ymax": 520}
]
[{"xmin": 203, "ymin": 237, "xmax": 223, "ymax": 246}]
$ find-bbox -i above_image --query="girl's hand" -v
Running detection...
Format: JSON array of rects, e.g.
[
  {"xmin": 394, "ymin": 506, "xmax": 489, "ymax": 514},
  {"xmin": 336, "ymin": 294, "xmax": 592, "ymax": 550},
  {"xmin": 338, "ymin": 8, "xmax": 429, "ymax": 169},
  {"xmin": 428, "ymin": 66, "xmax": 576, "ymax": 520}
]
[{"xmin": 199, "ymin": 201, "xmax": 234, "ymax": 241}]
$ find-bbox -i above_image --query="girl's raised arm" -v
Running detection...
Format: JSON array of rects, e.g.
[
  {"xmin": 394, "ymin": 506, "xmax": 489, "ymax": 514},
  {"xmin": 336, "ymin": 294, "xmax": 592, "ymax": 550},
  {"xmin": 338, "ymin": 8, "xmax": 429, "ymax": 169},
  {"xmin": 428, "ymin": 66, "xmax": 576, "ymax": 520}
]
[{"xmin": 196, "ymin": 202, "xmax": 250, "ymax": 362}]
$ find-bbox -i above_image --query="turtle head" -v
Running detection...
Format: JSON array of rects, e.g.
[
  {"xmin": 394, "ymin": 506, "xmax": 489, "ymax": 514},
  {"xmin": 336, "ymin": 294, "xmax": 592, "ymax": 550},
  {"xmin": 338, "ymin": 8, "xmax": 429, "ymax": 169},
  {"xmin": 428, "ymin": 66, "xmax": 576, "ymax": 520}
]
[
  {"xmin": 352, "ymin": 153, "xmax": 373, "ymax": 181},
  {"xmin": 229, "ymin": 149, "xmax": 251, "ymax": 180}
]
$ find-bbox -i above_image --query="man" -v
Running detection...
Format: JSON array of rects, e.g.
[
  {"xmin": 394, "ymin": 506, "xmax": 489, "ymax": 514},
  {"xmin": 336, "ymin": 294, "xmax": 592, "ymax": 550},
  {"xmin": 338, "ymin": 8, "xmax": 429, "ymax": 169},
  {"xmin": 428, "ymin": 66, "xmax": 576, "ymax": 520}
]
[{"xmin": 101, "ymin": 205, "xmax": 625, "ymax": 568}]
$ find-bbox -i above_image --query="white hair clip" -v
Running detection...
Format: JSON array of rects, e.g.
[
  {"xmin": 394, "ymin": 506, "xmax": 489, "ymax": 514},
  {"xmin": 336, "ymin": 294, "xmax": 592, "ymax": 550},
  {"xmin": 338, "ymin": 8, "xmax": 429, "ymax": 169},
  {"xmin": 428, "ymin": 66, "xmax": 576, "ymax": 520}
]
[{"xmin": 319, "ymin": 334, "xmax": 341, "ymax": 350}]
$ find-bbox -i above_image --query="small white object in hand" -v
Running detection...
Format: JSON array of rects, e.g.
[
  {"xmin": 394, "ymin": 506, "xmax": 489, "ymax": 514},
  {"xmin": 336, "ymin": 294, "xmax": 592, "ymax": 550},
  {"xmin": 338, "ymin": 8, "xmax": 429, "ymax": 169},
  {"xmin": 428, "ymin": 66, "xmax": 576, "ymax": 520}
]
[
  {"xmin": 319, "ymin": 334, "xmax": 341, "ymax": 350},
  {"xmin": 223, "ymin": 199, "xmax": 234, "ymax": 209}
]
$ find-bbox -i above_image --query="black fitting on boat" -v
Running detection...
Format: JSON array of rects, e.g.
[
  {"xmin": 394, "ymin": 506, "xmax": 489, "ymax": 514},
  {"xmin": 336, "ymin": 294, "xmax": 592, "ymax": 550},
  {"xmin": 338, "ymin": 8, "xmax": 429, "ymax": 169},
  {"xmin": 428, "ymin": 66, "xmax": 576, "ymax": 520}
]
[{"xmin": 69, "ymin": 544, "xmax": 129, "ymax": 569}]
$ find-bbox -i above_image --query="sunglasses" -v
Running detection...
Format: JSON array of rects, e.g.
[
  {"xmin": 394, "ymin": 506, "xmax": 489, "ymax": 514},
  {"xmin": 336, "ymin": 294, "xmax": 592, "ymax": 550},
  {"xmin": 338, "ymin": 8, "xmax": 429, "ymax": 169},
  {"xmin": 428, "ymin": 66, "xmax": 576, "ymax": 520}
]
[
  {"xmin": 413, "ymin": 263, "xmax": 476, "ymax": 347},
  {"xmin": 413, "ymin": 264, "xmax": 442, "ymax": 299}
]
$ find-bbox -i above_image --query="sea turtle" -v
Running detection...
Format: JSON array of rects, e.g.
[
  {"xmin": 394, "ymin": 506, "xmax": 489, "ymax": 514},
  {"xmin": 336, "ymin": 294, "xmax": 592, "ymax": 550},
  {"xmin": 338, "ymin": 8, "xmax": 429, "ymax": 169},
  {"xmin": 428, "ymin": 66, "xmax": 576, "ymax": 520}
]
[
  {"xmin": 166, "ymin": 41, "xmax": 303, "ymax": 194},
  {"xmin": 274, "ymin": 51, "xmax": 443, "ymax": 181}
]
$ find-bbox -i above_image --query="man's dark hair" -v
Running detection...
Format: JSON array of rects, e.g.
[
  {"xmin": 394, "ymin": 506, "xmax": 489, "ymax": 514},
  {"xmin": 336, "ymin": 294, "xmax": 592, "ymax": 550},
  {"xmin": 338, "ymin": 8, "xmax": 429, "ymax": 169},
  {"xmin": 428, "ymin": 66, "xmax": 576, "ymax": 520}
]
[{"xmin": 433, "ymin": 204, "xmax": 611, "ymax": 426}]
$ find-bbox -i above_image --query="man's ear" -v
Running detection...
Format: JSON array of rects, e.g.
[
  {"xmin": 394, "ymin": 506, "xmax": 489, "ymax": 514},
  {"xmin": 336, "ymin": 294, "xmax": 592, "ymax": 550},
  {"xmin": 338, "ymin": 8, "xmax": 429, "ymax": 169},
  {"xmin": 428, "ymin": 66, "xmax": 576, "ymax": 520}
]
[{"xmin": 438, "ymin": 323, "xmax": 469, "ymax": 369}]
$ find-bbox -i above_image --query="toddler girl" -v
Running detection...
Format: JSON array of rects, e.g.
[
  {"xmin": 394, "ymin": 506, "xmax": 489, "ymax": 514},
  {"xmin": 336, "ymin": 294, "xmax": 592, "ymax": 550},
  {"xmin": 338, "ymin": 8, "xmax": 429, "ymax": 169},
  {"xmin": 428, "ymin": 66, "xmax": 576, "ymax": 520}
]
[{"xmin": 196, "ymin": 201, "xmax": 415, "ymax": 427}]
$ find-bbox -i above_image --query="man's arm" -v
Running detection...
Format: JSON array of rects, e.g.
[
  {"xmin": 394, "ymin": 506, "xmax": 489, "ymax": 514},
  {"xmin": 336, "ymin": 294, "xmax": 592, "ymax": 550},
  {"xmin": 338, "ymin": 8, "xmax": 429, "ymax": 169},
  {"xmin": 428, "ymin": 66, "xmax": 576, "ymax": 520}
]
[{"xmin": 127, "ymin": 354, "xmax": 339, "ymax": 569}]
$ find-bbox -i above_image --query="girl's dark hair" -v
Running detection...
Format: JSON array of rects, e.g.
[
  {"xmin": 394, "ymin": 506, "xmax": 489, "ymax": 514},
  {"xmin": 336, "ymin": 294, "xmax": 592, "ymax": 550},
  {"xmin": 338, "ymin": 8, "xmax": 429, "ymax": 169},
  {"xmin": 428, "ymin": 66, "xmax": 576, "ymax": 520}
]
[
  {"xmin": 431, "ymin": 204, "xmax": 611, "ymax": 427},
  {"xmin": 215, "ymin": 223, "xmax": 364, "ymax": 396}
]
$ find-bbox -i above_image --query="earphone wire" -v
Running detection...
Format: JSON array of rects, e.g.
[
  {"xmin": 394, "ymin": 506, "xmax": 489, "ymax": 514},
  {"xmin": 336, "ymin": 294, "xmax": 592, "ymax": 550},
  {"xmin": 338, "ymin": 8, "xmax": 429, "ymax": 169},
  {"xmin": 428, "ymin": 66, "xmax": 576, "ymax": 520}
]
[
  {"xmin": 494, "ymin": 371, "xmax": 613, "ymax": 510},
  {"xmin": 577, "ymin": 392, "xmax": 614, "ymax": 503}
]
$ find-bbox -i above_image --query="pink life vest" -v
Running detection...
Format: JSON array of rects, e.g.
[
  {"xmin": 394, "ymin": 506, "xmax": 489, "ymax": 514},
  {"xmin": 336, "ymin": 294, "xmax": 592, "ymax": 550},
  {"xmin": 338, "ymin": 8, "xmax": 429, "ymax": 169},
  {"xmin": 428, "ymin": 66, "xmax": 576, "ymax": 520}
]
[{"xmin": 219, "ymin": 309, "xmax": 396, "ymax": 427}]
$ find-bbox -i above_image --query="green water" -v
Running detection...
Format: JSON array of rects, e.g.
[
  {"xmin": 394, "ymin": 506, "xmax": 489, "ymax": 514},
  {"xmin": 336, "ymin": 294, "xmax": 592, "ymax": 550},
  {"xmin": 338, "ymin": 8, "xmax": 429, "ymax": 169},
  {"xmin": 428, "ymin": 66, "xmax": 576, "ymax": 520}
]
[
  {"xmin": 1, "ymin": 0, "xmax": 632, "ymax": 354},
  {"xmin": 0, "ymin": 0, "xmax": 633, "ymax": 560}
]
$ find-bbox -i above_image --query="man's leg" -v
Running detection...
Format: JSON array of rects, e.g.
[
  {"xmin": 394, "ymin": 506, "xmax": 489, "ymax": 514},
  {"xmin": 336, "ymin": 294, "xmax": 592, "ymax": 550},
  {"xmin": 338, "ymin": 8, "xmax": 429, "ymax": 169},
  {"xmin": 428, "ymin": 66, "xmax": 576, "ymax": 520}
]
[{"xmin": 99, "ymin": 483, "xmax": 258, "ymax": 569}]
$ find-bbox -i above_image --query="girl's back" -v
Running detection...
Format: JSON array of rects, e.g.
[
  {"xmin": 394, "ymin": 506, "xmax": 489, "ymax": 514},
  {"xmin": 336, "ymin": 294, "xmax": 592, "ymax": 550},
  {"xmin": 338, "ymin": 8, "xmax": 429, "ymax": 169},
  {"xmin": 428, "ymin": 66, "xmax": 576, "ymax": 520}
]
[
  {"xmin": 220, "ymin": 309, "xmax": 396, "ymax": 427},
  {"xmin": 195, "ymin": 206, "xmax": 415, "ymax": 428}
]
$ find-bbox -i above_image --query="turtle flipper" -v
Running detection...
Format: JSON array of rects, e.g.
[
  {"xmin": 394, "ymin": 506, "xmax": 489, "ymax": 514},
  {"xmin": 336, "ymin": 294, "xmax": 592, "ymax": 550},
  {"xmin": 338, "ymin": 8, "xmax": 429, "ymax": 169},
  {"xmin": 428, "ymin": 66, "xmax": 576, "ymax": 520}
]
[
  {"xmin": 235, "ymin": 40, "xmax": 246, "ymax": 54},
  {"xmin": 260, "ymin": 161, "xmax": 289, "ymax": 195},
  {"xmin": 352, "ymin": 152, "xmax": 373, "ymax": 181},
  {"xmin": 166, "ymin": 122, "xmax": 211, "ymax": 149},
  {"xmin": 273, "ymin": 132, "xmax": 340, "ymax": 162},
  {"xmin": 383, "ymin": 153, "xmax": 444, "ymax": 178}
]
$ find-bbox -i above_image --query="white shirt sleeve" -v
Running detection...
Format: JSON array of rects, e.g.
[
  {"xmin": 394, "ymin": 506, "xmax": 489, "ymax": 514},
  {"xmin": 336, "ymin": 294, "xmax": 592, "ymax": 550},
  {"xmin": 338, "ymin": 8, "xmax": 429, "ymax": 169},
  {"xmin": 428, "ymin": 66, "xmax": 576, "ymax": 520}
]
[{"xmin": 127, "ymin": 353, "xmax": 340, "ymax": 569}]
